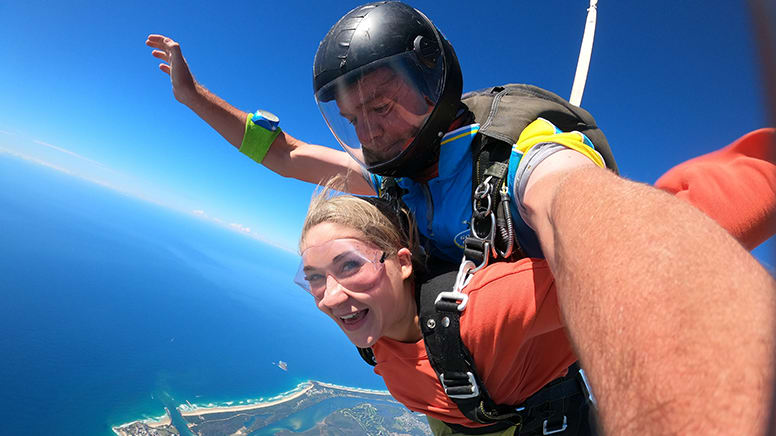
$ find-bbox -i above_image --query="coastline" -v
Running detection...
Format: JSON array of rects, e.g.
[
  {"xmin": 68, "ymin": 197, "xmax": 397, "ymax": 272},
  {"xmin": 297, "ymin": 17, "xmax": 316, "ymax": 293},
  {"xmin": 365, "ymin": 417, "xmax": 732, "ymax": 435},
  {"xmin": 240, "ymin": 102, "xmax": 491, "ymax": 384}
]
[
  {"xmin": 317, "ymin": 381, "xmax": 393, "ymax": 397},
  {"xmin": 112, "ymin": 411, "xmax": 171, "ymax": 435},
  {"xmin": 178, "ymin": 382, "xmax": 315, "ymax": 417},
  {"xmin": 112, "ymin": 380, "xmax": 392, "ymax": 434},
  {"xmin": 178, "ymin": 380, "xmax": 392, "ymax": 416},
  {"xmin": 145, "ymin": 412, "xmax": 172, "ymax": 428}
]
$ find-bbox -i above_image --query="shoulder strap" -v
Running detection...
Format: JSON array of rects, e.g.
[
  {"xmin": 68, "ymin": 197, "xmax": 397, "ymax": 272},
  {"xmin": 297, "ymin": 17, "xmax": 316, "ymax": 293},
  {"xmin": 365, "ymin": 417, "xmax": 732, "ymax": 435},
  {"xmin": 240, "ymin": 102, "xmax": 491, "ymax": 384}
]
[
  {"xmin": 417, "ymin": 266, "xmax": 522, "ymax": 426},
  {"xmin": 357, "ymin": 346, "xmax": 377, "ymax": 366},
  {"xmin": 463, "ymin": 84, "xmax": 619, "ymax": 268},
  {"xmin": 377, "ymin": 176, "xmax": 405, "ymax": 211}
]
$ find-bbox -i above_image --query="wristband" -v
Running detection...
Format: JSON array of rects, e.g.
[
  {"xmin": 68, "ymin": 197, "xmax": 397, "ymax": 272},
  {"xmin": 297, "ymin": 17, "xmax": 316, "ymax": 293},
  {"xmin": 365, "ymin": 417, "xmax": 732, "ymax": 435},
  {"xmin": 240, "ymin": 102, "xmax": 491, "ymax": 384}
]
[{"xmin": 240, "ymin": 110, "xmax": 281, "ymax": 164}]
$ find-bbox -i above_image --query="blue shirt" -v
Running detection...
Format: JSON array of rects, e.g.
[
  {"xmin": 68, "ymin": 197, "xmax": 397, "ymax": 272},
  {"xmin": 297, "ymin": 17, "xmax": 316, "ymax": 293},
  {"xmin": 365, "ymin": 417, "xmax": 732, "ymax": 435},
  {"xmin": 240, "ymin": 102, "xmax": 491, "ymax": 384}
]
[
  {"xmin": 368, "ymin": 124, "xmax": 545, "ymax": 263},
  {"xmin": 366, "ymin": 115, "xmax": 607, "ymax": 265}
]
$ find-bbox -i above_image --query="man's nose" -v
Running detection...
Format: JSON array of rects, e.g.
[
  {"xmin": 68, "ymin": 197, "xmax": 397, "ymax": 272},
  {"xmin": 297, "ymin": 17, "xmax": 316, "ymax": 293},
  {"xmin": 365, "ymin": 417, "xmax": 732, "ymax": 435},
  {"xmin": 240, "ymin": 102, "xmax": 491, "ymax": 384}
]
[{"xmin": 356, "ymin": 118, "xmax": 383, "ymax": 143}]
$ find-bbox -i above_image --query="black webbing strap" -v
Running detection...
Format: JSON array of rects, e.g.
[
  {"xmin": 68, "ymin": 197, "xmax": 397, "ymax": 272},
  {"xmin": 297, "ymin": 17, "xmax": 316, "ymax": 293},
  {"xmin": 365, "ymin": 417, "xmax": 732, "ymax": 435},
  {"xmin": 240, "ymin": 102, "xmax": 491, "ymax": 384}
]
[
  {"xmin": 444, "ymin": 364, "xmax": 590, "ymax": 435},
  {"xmin": 417, "ymin": 264, "xmax": 589, "ymax": 433},
  {"xmin": 465, "ymin": 134, "xmax": 518, "ymax": 267},
  {"xmin": 378, "ymin": 176, "xmax": 405, "ymax": 214},
  {"xmin": 357, "ymin": 346, "xmax": 377, "ymax": 366},
  {"xmin": 418, "ymin": 268, "xmax": 520, "ymax": 426}
]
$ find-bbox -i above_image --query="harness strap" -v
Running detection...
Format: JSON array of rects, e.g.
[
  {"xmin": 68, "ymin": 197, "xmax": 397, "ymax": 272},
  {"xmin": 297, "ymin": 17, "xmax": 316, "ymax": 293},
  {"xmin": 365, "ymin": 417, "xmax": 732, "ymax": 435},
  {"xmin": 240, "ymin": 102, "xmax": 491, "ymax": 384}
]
[
  {"xmin": 378, "ymin": 176, "xmax": 406, "ymax": 215},
  {"xmin": 443, "ymin": 364, "xmax": 591, "ymax": 435},
  {"xmin": 466, "ymin": 133, "xmax": 521, "ymax": 268},
  {"xmin": 419, "ymin": 265, "xmax": 592, "ymax": 433},
  {"xmin": 418, "ymin": 268, "xmax": 503, "ymax": 424},
  {"xmin": 357, "ymin": 346, "xmax": 377, "ymax": 366}
]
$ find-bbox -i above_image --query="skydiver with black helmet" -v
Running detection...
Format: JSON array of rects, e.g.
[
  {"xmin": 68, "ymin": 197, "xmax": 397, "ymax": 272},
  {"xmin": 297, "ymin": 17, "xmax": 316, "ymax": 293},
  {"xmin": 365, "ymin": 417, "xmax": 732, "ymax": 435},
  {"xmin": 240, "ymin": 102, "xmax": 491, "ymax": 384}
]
[{"xmin": 146, "ymin": 2, "xmax": 776, "ymax": 435}]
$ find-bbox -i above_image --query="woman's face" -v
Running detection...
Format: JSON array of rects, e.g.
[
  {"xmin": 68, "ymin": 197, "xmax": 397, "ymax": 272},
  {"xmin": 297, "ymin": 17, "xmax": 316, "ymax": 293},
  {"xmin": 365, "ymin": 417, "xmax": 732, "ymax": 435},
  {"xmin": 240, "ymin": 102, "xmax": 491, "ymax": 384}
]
[{"xmin": 299, "ymin": 222, "xmax": 419, "ymax": 348}]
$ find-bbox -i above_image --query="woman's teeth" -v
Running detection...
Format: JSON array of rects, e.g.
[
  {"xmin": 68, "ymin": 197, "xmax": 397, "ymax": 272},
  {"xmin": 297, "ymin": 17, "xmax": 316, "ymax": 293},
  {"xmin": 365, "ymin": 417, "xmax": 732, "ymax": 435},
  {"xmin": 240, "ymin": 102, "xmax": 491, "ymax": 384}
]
[{"xmin": 341, "ymin": 310, "xmax": 367, "ymax": 323}]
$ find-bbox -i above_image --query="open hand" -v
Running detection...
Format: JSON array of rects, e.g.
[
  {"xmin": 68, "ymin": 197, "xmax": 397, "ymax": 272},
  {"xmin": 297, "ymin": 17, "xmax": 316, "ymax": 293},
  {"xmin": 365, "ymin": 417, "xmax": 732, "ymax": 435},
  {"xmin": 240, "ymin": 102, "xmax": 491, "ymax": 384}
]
[{"xmin": 146, "ymin": 34, "xmax": 197, "ymax": 104}]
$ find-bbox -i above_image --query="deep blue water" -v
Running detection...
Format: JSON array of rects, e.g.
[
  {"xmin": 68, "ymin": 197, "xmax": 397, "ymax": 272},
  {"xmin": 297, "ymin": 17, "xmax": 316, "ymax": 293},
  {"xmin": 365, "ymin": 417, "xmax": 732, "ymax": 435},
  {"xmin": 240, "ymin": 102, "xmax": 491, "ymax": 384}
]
[{"xmin": 0, "ymin": 155, "xmax": 387, "ymax": 435}]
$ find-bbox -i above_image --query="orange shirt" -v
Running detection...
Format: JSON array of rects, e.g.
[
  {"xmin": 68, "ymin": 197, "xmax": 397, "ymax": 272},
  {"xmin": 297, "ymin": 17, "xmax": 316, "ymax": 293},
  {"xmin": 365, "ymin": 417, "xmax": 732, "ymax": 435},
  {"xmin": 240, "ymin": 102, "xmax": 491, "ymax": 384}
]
[
  {"xmin": 372, "ymin": 258, "xmax": 575, "ymax": 427},
  {"xmin": 656, "ymin": 128, "xmax": 776, "ymax": 250}
]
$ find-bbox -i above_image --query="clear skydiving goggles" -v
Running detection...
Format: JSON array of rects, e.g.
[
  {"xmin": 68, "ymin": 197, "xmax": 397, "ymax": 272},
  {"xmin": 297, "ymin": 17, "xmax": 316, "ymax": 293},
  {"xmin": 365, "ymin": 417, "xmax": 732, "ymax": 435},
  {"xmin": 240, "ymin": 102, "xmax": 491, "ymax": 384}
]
[
  {"xmin": 295, "ymin": 238, "xmax": 388, "ymax": 300},
  {"xmin": 314, "ymin": 51, "xmax": 445, "ymax": 171}
]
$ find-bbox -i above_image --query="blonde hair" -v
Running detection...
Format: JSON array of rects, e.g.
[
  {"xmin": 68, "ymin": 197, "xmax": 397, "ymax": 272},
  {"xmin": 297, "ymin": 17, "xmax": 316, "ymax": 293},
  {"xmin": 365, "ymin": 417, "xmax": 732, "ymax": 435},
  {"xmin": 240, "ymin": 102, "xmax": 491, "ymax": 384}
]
[{"xmin": 300, "ymin": 177, "xmax": 427, "ymax": 277}]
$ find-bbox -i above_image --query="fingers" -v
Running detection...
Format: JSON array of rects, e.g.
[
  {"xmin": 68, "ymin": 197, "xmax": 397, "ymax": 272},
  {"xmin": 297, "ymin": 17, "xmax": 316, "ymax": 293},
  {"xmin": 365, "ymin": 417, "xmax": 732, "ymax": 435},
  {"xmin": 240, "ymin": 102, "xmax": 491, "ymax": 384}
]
[
  {"xmin": 151, "ymin": 49, "xmax": 169, "ymax": 62},
  {"xmin": 145, "ymin": 34, "xmax": 180, "ymax": 52},
  {"xmin": 147, "ymin": 35, "xmax": 178, "ymax": 73},
  {"xmin": 145, "ymin": 34, "xmax": 164, "ymax": 48},
  {"xmin": 146, "ymin": 34, "xmax": 171, "ymax": 46}
]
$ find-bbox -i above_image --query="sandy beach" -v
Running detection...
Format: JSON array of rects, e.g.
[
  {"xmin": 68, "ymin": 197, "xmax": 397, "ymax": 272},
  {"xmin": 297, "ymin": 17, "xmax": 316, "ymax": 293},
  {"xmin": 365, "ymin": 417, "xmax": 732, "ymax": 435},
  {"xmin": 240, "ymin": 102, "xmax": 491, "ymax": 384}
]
[
  {"xmin": 177, "ymin": 381, "xmax": 392, "ymax": 417},
  {"xmin": 178, "ymin": 382, "xmax": 315, "ymax": 417},
  {"xmin": 145, "ymin": 413, "xmax": 172, "ymax": 428},
  {"xmin": 317, "ymin": 381, "xmax": 392, "ymax": 396}
]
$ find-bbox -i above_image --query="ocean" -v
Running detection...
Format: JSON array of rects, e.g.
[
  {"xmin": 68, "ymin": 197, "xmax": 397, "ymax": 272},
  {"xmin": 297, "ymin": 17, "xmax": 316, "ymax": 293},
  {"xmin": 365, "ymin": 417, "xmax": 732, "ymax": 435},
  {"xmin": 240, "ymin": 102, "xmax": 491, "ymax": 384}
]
[{"xmin": 0, "ymin": 155, "xmax": 387, "ymax": 435}]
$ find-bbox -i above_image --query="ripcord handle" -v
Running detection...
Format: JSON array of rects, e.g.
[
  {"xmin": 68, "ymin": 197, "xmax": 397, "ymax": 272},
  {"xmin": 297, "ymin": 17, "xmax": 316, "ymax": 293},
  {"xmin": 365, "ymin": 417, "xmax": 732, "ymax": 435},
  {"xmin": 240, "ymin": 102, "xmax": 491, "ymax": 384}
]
[{"xmin": 569, "ymin": 0, "xmax": 598, "ymax": 107}]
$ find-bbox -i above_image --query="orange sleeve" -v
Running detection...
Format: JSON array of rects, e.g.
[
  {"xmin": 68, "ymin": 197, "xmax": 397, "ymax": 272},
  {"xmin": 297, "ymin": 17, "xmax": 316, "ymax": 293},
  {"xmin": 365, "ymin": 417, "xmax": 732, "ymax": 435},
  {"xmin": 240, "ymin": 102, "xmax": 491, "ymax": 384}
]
[{"xmin": 655, "ymin": 128, "xmax": 776, "ymax": 250}]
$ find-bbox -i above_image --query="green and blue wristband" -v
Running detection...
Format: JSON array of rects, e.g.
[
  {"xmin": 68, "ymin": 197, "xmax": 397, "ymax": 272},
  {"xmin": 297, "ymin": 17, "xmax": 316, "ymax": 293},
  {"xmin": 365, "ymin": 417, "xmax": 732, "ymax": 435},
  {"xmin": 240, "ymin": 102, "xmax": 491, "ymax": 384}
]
[{"xmin": 239, "ymin": 110, "xmax": 281, "ymax": 164}]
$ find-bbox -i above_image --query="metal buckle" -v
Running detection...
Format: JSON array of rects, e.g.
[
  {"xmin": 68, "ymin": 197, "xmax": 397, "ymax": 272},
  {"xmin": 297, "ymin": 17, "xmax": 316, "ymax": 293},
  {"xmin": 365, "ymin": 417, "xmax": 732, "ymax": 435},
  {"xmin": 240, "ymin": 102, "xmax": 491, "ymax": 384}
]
[
  {"xmin": 578, "ymin": 368, "xmax": 597, "ymax": 407},
  {"xmin": 440, "ymin": 372, "xmax": 480, "ymax": 399},
  {"xmin": 473, "ymin": 176, "xmax": 493, "ymax": 202},
  {"xmin": 470, "ymin": 212, "xmax": 496, "ymax": 244},
  {"xmin": 454, "ymin": 259, "xmax": 474, "ymax": 291},
  {"xmin": 435, "ymin": 291, "xmax": 469, "ymax": 312},
  {"xmin": 542, "ymin": 415, "xmax": 567, "ymax": 435},
  {"xmin": 470, "ymin": 176, "xmax": 497, "ymax": 268},
  {"xmin": 464, "ymin": 238, "xmax": 491, "ymax": 272}
]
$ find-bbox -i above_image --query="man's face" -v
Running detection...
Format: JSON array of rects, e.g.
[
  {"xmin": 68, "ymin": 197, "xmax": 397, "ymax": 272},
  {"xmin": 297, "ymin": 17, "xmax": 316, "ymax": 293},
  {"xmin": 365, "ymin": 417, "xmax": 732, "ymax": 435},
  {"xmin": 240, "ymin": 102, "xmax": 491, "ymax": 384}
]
[{"xmin": 336, "ymin": 68, "xmax": 433, "ymax": 163}]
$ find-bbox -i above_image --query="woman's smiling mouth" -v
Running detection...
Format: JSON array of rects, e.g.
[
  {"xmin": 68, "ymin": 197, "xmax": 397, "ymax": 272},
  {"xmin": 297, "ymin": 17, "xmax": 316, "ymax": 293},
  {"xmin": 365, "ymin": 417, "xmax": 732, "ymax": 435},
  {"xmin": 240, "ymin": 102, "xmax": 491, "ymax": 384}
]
[{"xmin": 339, "ymin": 309, "xmax": 369, "ymax": 329}]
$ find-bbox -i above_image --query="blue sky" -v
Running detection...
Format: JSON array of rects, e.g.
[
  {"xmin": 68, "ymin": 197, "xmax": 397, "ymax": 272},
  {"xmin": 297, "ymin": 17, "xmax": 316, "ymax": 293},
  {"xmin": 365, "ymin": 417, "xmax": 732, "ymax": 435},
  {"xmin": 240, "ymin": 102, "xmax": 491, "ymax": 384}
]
[{"xmin": 1, "ymin": 1, "xmax": 773, "ymax": 262}]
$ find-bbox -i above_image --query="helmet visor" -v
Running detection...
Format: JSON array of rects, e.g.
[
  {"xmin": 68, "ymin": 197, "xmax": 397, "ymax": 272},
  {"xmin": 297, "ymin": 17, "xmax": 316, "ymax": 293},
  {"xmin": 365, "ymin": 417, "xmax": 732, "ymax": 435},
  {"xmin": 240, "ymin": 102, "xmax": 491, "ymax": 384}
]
[{"xmin": 315, "ymin": 51, "xmax": 444, "ymax": 170}]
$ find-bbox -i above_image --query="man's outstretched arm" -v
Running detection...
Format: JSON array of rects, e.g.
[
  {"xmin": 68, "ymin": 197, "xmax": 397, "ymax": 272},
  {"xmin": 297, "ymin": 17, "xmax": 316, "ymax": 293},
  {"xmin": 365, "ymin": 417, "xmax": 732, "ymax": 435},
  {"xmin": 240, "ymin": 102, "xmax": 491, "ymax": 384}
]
[
  {"xmin": 523, "ymin": 151, "xmax": 776, "ymax": 435},
  {"xmin": 145, "ymin": 34, "xmax": 374, "ymax": 194}
]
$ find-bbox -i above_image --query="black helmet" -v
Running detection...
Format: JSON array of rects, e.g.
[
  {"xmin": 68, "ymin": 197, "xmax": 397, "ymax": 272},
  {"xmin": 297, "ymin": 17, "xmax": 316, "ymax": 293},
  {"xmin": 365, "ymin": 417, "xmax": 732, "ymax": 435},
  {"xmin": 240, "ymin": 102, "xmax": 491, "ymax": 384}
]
[{"xmin": 313, "ymin": 1, "xmax": 463, "ymax": 177}]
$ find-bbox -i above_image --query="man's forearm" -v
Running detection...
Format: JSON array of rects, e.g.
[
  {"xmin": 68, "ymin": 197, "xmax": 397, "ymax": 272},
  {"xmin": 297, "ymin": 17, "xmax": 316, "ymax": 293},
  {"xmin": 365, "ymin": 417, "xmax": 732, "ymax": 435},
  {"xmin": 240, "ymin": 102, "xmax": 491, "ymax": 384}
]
[
  {"xmin": 183, "ymin": 83, "xmax": 249, "ymax": 150},
  {"xmin": 540, "ymin": 166, "xmax": 775, "ymax": 435},
  {"xmin": 176, "ymin": 82, "xmax": 374, "ymax": 194}
]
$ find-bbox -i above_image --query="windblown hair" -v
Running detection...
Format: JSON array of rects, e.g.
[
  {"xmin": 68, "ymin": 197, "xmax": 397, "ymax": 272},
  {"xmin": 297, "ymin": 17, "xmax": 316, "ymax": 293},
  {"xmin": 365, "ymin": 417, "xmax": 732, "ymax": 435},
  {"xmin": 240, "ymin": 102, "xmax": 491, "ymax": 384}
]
[{"xmin": 300, "ymin": 176, "xmax": 427, "ymax": 278}]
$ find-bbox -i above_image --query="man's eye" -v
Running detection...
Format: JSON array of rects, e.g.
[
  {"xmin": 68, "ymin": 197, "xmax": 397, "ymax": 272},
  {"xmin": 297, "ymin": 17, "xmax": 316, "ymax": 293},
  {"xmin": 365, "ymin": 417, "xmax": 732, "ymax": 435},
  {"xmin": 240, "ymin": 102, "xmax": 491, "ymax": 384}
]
[{"xmin": 373, "ymin": 102, "xmax": 391, "ymax": 115}]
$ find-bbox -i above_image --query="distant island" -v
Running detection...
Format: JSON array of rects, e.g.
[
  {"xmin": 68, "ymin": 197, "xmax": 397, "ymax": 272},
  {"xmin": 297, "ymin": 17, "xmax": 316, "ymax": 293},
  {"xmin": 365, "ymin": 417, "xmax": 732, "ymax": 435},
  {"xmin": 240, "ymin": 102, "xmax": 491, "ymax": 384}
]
[{"xmin": 113, "ymin": 381, "xmax": 431, "ymax": 435}]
